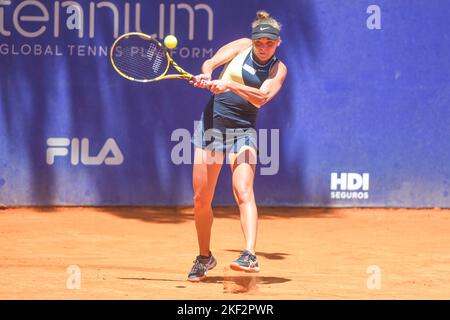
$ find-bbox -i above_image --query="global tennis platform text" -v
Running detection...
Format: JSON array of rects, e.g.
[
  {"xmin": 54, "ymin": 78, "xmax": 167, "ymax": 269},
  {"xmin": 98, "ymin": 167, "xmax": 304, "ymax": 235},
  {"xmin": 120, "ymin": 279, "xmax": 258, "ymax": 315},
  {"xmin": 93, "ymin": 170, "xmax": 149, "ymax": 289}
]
[{"xmin": 0, "ymin": 44, "xmax": 212, "ymax": 59}]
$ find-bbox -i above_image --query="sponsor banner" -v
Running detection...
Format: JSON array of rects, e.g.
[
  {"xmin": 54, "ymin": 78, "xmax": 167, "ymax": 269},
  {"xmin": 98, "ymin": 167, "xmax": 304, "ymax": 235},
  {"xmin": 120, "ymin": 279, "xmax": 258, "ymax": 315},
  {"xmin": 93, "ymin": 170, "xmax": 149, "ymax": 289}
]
[
  {"xmin": 330, "ymin": 173, "xmax": 370, "ymax": 200},
  {"xmin": 1, "ymin": 0, "xmax": 450, "ymax": 206}
]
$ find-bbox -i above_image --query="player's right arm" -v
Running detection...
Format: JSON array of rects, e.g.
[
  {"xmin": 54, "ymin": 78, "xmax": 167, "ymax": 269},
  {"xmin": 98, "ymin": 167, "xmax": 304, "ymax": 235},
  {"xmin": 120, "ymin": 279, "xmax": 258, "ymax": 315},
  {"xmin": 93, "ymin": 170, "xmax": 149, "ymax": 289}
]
[{"xmin": 191, "ymin": 38, "xmax": 252, "ymax": 88}]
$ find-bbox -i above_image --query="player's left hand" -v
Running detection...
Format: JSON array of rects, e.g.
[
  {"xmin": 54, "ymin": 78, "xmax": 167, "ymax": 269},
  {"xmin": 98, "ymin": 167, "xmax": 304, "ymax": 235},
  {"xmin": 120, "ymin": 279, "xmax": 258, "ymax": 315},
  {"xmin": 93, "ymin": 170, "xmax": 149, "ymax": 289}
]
[{"xmin": 208, "ymin": 80, "xmax": 230, "ymax": 94}]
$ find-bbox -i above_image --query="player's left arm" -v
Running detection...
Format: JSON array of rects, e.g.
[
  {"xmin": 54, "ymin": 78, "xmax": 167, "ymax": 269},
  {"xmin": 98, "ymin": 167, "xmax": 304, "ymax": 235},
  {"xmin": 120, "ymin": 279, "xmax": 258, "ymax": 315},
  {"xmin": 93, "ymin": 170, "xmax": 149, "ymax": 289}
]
[{"xmin": 209, "ymin": 61, "xmax": 288, "ymax": 108}]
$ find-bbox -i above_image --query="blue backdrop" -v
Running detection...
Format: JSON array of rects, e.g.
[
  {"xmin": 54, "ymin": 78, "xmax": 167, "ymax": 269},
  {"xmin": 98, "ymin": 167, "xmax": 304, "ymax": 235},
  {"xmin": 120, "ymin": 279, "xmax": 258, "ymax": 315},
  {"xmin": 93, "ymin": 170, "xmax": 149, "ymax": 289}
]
[{"xmin": 1, "ymin": 0, "xmax": 449, "ymax": 207}]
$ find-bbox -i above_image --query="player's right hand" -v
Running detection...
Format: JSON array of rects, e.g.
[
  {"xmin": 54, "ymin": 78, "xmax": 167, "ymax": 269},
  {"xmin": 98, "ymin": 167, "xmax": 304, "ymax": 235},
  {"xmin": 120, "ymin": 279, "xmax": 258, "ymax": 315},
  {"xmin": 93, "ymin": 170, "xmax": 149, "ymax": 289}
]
[{"xmin": 190, "ymin": 74, "xmax": 212, "ymax": 89}]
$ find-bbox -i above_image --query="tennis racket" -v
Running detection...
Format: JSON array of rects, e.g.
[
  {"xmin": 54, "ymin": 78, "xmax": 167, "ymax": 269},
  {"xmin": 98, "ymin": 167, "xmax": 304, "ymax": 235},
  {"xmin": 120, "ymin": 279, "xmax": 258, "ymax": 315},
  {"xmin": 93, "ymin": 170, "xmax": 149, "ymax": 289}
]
[{"xmin": 110, "ymin": 32, "xmax": 193, "ymax": 83}]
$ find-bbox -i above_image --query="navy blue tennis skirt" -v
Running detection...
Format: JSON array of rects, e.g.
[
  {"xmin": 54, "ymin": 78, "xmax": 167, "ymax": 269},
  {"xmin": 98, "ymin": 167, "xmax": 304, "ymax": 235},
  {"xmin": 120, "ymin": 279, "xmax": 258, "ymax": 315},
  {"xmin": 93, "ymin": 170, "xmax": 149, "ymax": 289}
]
[{"xmin": 192, "ymin": 113, "xmax": 258, "ymax": 154}]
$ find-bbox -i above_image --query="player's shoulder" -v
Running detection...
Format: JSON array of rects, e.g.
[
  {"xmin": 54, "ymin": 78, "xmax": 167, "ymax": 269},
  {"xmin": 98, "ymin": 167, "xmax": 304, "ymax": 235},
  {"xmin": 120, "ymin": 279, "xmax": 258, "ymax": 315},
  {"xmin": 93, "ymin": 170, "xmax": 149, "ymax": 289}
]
[
  {"xmin": 234, "ymin": 38, "xmax": 253, "ymax": 46},
  {"xmin": 272, "ymin": 60, "xmax": 287, "ymax": 74},
  {"xmin": 268, "ymin": 59, "xmax": 287, "ymax": 81},
  {"xmin": 276, "ymin": 60, "xmax": 287, "ymax": 72},
  {"xmin": 227, "ymin": 38, "xmax": 253, "ymax": 51}
]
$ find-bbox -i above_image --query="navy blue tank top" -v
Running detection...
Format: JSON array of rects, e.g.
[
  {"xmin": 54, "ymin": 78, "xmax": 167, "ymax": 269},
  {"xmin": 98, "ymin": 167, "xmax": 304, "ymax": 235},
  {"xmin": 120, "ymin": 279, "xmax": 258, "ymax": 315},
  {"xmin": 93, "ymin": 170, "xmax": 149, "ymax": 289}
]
[{"xmin": 203, "ymin": 46, "xmax": 279, "ymax": 129}]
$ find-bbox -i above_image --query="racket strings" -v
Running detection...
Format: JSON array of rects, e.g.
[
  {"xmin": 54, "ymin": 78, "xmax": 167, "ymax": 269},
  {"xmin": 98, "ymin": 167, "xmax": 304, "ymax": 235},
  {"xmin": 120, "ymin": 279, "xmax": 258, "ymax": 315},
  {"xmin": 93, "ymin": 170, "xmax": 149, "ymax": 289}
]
[{"xmin": 112, "ymin": 37, "xmax": 168, "ymax": 81}]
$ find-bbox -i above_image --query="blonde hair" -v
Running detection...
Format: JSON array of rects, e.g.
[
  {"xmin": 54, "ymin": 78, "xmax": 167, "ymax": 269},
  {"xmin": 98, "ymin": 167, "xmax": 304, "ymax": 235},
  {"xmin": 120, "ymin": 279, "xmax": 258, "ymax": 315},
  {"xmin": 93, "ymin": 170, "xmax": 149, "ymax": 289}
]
[{"xmin": 252, "ymin": 10, "xmax": 282, "ymax": 31}]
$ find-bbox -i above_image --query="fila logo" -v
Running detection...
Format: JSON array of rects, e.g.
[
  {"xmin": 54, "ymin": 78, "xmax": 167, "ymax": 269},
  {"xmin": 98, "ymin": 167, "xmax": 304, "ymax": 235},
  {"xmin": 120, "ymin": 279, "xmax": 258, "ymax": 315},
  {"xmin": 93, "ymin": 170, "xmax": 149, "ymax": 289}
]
[
  {"xmin": 46, "ymin": 138, "xmax": 124, "ymax": 166},
  {"xmin": 330, "ymin": 172, "xmax": 370, "ymax": 200}
]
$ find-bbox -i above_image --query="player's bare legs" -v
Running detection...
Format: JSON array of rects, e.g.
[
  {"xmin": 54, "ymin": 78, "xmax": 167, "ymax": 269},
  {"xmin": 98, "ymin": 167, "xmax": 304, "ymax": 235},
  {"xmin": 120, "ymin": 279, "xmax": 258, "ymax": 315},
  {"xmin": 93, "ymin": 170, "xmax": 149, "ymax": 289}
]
[
  {"xmin": 228, "ymin": 147, "xmax": 258, "ymax": 254},
  {"xmin": 192, "ymin": 147, "xmax": 224, "ymax": 256},
  {"xmin": 188, "ymin": 147, "xmax": 223, "ymax": 281},
  {"xmin": 228, "ymin": 147, "xmax": 260, "ymax": 272}
]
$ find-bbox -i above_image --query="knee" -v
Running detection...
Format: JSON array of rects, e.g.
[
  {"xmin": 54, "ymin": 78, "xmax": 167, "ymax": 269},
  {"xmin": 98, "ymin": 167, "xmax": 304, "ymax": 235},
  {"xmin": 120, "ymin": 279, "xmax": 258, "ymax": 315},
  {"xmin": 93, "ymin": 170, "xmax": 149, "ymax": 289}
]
[
  {"xmin": 234, "ymin": 185, "xmax": 254, "ymax": 205},
  {"xmin": 193, "ymin": 192, "xmax": 213, "ymax": 210}
]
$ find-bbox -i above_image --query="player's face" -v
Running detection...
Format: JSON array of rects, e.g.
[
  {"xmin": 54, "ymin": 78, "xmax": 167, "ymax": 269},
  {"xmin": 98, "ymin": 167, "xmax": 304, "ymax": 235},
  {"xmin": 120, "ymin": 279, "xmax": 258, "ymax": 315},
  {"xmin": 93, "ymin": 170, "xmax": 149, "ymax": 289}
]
[{"xmin": 252, "ymin": 38, "xmax": 280, "ymax": 63}]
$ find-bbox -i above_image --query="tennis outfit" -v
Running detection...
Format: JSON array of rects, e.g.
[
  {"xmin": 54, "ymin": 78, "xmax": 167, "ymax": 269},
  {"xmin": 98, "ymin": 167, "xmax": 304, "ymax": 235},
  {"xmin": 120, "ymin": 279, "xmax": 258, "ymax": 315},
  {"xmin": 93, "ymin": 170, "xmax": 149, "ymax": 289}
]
[
  {"xmin": 193, "ymin": 46, "xmax": 279, "ymax": 153},
  {"xmin": 188, "ymin": 27, "xmax": 280, "ymax": 281}
]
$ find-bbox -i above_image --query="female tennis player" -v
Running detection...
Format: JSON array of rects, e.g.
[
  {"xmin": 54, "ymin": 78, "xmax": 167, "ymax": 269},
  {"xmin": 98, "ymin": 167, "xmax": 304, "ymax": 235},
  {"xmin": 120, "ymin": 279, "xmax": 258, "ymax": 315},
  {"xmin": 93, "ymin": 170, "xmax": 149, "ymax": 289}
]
[{"xmin": 187, "ymin": 10, "xmax": 287, "ymax": 282}]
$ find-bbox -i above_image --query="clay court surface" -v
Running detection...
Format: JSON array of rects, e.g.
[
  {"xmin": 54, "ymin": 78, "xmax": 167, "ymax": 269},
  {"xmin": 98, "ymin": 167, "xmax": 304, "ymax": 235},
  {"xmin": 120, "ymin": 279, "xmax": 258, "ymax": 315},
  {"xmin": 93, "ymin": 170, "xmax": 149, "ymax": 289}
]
[{"xmin": 0, "ymin": 207, "xmax": 449, "ymax": 300}]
